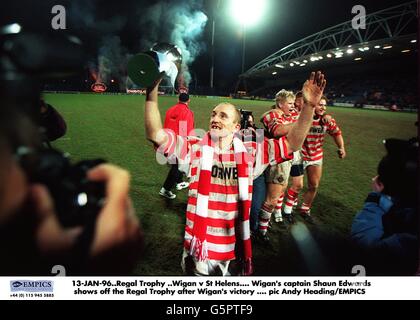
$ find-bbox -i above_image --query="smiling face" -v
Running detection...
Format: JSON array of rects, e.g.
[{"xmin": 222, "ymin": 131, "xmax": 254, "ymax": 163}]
[
  {"xmin": 277, "ymin": 97, "xmax": 295, "ymax": 116},
  {"xmin": 209, "ymin": 103, "xmax": 240, "ymax": 138},
  {"xmin": 275, "ymin": 89, "xmax": 295, "ymax": 116},
  {"xmin": 315, "ymin": 98, "xmax": 327, "ymax": 116}
]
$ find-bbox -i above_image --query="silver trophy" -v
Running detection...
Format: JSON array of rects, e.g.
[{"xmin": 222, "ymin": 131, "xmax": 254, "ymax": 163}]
[{"xmin": 127, "ymin": 43, "xmax": 182, "ymax": 88}]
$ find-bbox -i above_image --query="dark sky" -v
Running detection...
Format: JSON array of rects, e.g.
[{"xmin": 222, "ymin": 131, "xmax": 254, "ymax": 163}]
[
  {"xmin": 204, "ymin": 0, "xmax": 411, "ymax": 91},
  {"xmin": 1, "ymin": 0, "xmax": 413, "ymax": 92}
]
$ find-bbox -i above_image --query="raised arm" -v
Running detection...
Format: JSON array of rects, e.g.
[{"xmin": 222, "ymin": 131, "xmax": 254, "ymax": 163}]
[
  {"xmin": 144, "ymin": 77, "xmax": 168, "ymax": 147},
  {"xmin": 285, "ymin": 71, "xmax": 326, "ymax": 151},
  {"xmin": 273, "ymin": 123, "xmax": 294, "ymax": 138},
  {"xmin": 261, "ymin": 109, "xmax": 293, "ymax": 138}
]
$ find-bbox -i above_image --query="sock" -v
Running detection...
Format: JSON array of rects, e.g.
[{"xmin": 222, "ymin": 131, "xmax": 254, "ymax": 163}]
[
  {"xmin": 300, "ymin": 202, "xmax": 311, "ymax": 215},
  {"xmin": 274, "ymin": 193, "xmax": 284, "ymax": 216},
  {"xmin": 284, "ymin": 189, "xmax": 299, "ymax": 215},
  {"xmin": 258, "ymin": 203, "xmax": 272, "ymax": 235}
]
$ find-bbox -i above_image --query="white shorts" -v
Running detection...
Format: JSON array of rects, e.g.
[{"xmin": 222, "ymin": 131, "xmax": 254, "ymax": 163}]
[
  {"xmin": 265, "ymin": 160, "xmax": 292, "ymax": 185},
  {"xmin": 303, "ymin": 159, "xmax": 323, "ymax": 170},
  {"xmin": 291, "ymin": 150, "xmax": 303, "ymax": 166},
  {"xmin": 181, "ymin": 249, "xmax": 231, "ymax": 276}
]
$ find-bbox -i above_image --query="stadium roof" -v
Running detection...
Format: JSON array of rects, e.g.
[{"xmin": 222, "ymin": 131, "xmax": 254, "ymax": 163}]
[{"xmin": 242, "ymin": 1, "xmax": 417, "ymax": 80}]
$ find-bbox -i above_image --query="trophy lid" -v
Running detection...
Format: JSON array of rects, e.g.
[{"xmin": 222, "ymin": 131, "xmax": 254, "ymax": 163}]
[
  {"xmin": 127, "ymin": 52, "xmax": 160, "ymax": 88},
  {"xmin": 127, "ymin": 42, "xmax": 182, "ymax": 88}
]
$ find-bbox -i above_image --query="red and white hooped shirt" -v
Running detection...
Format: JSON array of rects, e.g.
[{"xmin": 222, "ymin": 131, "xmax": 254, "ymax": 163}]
[
  {"xmin": 158, "ymin": 131, "xmax": 293, "ymax": 261},
  {"xmin": 301, "ymin": 116, "xmax": 342, "ymax": 162}
]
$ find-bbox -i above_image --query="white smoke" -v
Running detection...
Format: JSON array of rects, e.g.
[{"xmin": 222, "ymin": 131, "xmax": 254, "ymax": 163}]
[
  {"xmin": 69, "ymin": 0, "xmax": 208, "ymax": 89},
  {"xmin": 69, "ymin": 1, "xmax": 127, "ymax": 88},
  {"xmin": 170, "ymin": 10, "xmax": 208, "ymax": 86},
  {"xmin": 138, "ymin": 0, "xmax": 208, "ymax": 87},
  {"xmin": 98, "ymin": 36, "xmax": 128, "ymax": 89}
]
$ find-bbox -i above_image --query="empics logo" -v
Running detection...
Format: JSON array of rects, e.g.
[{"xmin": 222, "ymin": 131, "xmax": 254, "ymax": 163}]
[{"xmin": 10, "ymin": 280, "xmax": 54, "ymax": 293}]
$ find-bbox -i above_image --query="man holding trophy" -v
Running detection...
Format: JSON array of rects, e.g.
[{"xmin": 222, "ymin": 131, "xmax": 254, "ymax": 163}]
[{"xmin": 129, "ymin": 43, "xmax": 327, "ymax": 276}]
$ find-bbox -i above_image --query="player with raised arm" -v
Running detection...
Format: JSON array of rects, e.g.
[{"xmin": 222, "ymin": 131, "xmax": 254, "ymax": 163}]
[
  {"xmin": 143, "ymin": 71, "xmax": 326, "ymax": 275},
  {"xmin": 299, "ymin": 96, "xmax": 346, "ymax": 224}
]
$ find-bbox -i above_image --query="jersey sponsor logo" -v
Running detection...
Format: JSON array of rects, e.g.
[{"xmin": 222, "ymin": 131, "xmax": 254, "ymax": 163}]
[
  {"xmin": 309, "ymin": 126, "xmax": 326, "ymax": 134},
  {"xmin": 211, "ymin": 165, "xmax": 238, "ymax": 180}
]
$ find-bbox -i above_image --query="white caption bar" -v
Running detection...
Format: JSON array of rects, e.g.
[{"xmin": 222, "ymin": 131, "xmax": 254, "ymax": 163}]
[{"xmin": 1, "ymin": 277, "xmax": 420, "ymax": 300}]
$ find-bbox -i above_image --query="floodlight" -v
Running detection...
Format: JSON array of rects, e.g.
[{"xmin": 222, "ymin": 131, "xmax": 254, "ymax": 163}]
[{"xmin": 229, "ymin": 0, "xmax": 267, "ymax": 26}]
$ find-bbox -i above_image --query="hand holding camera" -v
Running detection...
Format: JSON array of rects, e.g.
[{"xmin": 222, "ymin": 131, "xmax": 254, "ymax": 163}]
[
  {"xmin": 30, "ymin": 163, "xmax": 142, "ymax": 273},
  {"xmin": 0, "ymin": 25, "xmax": 143, "ymax": 275},
  {"xmin": 87, "ymin": 164, "xmax": 142, "ymax": 257},
  {"xmin": 239, "ymin": 109, "xmax": 254, "ymax": 130}
]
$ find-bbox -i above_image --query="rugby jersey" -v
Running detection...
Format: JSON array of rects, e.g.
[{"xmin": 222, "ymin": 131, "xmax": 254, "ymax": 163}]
[
  {"xmin": 290, "ymin": 109, "xmax": 300, "ymax": 121},
  {"xmin": 261, "ymin": 109, "xmax": 299, "ymax": 138},
  {"xmin": 159, "ymin": 131, "xmax": 292, "ymax": 261},
  {"xmin": 301, "ymin": 116, "xmax": 342, "ymax": 162}
]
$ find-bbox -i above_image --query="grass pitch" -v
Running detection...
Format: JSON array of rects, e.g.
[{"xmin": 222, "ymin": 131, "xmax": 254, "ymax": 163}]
[{"xmin": 46, "ymin": 93, "xmax": 417, "ymax": 275}]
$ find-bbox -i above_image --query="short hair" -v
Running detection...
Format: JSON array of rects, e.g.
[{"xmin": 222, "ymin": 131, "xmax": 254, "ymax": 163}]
[
  {"xmin": 320, "ymin": 95, "xmax": 328, "ymax": 103},
  {"xmin": 179, "ymin": 93, "xmax": 189, "ymax": 103},
  {"xmin": 295, "ymin": 91, "xmax": 303, "ymax": 99},
  {"xmin": 214, "ymin": 103, "xmax": 241, "ymax": 124},
  {"xmin": 275, "ymin": 89, "xmax": 295, "ymax": 105}
]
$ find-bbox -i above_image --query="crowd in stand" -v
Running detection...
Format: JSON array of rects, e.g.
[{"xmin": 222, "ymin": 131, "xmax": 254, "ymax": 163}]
[{"xmin": 254, "ymin": 76, "xmax": 417, "ymax": 110}]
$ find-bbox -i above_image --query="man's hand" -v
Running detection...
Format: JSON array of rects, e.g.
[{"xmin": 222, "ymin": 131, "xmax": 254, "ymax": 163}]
[
  {"xmin": 321, "ymin": 114, "xmax": 332, "ymax": 125},
  {"xmin": 31, "ymin": 164, "xmax": 143, "ymax": 273},
  {"xmin": 87, "ymin": 164, "xmax": 143, "ymax": 256},
  {"xmin": 146, "ymin": 72, "xmax": 165, "ymax": 98},
  {"xmin": 371, "ymin": 175, "xmax": 384, "ymax": 193},
  {"xmin": 337, "ymin": 147, "xmax": 346, "ymax": 159},
  {"xmin": 302, "ymin": 71, "xmax": 326, "ymax": 107},
  {"xmin": 285, "ymin": 71, "xmax": 327, "ymax": 152},
  {"xmin": 31, "ymin": 185, "xmax": 82, "ymax": 254}
]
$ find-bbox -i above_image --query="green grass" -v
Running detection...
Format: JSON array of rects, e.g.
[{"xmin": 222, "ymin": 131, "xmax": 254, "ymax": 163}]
[{"xmin": 46, "ymin": 93, "xmax": 417, "ymax": 275}]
